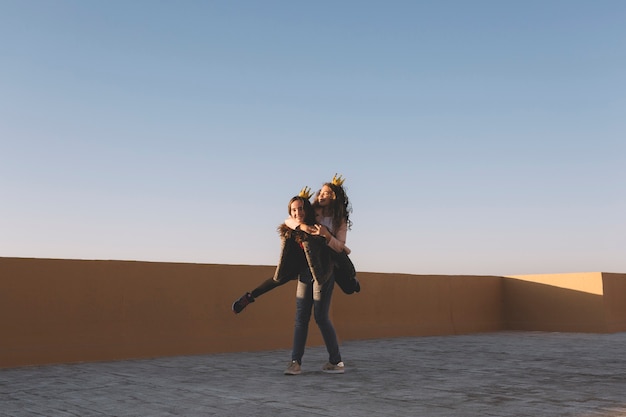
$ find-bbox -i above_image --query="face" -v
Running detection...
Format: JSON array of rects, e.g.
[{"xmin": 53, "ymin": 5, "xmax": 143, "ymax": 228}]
[
  {"xmin": 290, "ymin": 199, "xmax": 307, "ymax": 224},
  {"xmin": 317, "ymin": 185, "xmax": 335, "ymax": 207}
]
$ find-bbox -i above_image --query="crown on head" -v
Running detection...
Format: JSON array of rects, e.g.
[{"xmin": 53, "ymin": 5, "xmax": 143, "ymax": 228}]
[
  {"xmin": 331, "ymin": 173, "xmax": 345, "ymax": 187},
  {"xmin": 298, "ymin": 186, "xmax": 313, "ymax": 199}
]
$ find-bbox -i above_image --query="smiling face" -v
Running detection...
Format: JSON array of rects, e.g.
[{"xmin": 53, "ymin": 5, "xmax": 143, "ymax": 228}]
[
  {"xmin": 290, "ymin": 199, "xmax": 307, "ymax": 224},
  {"xmin": 317, "ymin": 185, "xmax": 336, "ymax": 208}
]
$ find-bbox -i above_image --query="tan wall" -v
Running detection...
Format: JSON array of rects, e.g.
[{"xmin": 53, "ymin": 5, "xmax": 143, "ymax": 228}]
[
  {"xmin": 1, "ymin": 257, "xmax": 625, "ymax": 368},
  {"xmin": 332, "ymin": 273, "xmax": 503, "ymax": 339},
  {"xmin": 599, "ymin": 273, "xmax": 626, "ymax": 333},
  {"xmin": 0, "ymin": 257, "xmax": 502, "ymax": 368},
  {"xmin": 502, "ymin": 273, "xmax": 607, "ymax": 332},
  {"xmin": 0, "ymin": 258, "xmax": 296, "ymax": 368}
]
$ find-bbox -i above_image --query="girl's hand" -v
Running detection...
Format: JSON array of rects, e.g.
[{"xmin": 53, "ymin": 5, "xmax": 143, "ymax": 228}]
[
  {"xmin": 299, "ymin": 224, "xmax": 316, "ymax": 234},
  {"xmin": 312, "ymin": 224, "xmax": 331, "ymax": 242}
]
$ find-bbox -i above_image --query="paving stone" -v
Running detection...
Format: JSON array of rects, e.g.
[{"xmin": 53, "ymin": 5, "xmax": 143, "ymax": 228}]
[{"xmin": 1, "ymin": 332, "xmax": 626, "ymax": 416}]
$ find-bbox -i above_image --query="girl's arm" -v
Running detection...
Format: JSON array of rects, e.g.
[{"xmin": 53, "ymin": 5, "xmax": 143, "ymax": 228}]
[
  {"xmin": 298, "ymin": 221, "xmax": 351, "ymax": 254},
  {"xmin": 316, "ymin": 221, "xmax": 350, "ymax": 254},
  {"xmin": 327, "ymin": 221, "xmax": 350, "ymax": 254}
]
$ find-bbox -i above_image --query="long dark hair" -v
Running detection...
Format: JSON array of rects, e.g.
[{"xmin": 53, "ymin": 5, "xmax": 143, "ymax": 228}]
[
  {"xmin": 287, "ymin": 196, "xmax": 317, "ymax": 225},
  {"xmin": 313, "ymin": 182, "xmax": 352, "ymax": 231}
]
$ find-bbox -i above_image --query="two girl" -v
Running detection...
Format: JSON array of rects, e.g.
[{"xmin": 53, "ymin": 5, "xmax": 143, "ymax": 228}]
[
  {"xmin": 231, "ymin": 175, "xmax": 358, "ymax": 374},
  {"xmin": 231, "ymin": 175, "xmax": 358, "ymax": 314}
]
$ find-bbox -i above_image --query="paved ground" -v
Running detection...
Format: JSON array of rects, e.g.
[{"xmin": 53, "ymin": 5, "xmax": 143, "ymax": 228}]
[{"xmin": 1, "ymin": 331, "xmax": 626, "ymax": 417}]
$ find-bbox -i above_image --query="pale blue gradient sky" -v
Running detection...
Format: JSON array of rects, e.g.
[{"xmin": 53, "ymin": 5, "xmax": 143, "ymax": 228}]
[{"xmin": 1, "ymin": 1, "xmax": 624, "ymax": 275}]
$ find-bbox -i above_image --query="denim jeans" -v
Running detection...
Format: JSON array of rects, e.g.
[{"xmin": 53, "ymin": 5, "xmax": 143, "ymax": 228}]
[{"xmin": 291, "ymin": 268, "xmax": 342, "ymax": 365}]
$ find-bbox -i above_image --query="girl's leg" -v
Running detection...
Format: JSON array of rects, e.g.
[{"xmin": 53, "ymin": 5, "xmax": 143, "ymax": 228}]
[
  {"xmin": 313, "ymin": 275, "xmax": 342, "ymax": 365},
  {"xmin": 291, "ymin": 272, "xmax": 313, "ymax": 364},
  {"xmin": 232, "ymin": 277, "xmax": 288, "ymax": 314},
  {"xmin": 251, "ymin": 278, "xmax": 282, "ymax": 298}
]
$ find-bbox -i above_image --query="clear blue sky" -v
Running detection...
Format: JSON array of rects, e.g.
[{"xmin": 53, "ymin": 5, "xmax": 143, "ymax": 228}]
[{"xmin": 1, "ymin": 1, "xmax": 624, "ymax": 276}]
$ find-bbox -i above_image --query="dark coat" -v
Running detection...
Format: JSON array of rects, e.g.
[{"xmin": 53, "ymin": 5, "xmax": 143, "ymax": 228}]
[{"xmin": 273, "ymin": 224, "xmax": 359, "ymax": 294}]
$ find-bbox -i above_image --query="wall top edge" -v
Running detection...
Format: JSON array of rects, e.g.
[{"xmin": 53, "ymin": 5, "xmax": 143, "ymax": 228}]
[{"xmin": 1, "ymin": 257, "xmax": 622, "ymax": 277}]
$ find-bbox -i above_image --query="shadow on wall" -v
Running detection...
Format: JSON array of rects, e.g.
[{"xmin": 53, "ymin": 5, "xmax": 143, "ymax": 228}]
[
  {"xmin": 1, "ymin": 257, "xmax": 625, "ymax": 368},
  {"xmin": 503, "ymin": 273, "xmax": 626, "ymax": 333},
  {"xmin": 503, "ymin": 279, "xmax": 605, "ymax": 332}
]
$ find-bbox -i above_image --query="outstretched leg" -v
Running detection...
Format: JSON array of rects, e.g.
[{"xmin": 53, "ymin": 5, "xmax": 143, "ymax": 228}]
[{"xmin": 232, "ymin": 277, "xmax": 287, "ymax": 314}]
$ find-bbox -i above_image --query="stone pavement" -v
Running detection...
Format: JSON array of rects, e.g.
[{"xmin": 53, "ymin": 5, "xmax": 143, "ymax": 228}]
[{"xmin": 1, "ymin": 332, "xmax": 626, "ymax": 417}]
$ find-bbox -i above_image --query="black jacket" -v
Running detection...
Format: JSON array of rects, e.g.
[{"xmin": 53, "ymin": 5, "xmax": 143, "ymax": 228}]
[
  {"xmin": 273, "ymin": 224, "xmax": 359, "ymax": 294},
  {"xmin": 274, "ymin": 224, "xmax": 357, "ymax": 294}
]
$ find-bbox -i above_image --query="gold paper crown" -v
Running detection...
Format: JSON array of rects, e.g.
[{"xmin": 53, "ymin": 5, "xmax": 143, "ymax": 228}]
[
  {"xmin": 298, "ymin": 186, "xmax": 313, "ymax": 199},
  {"xmin": 331, "ymin": 173, "xmax": 345, "ymax": 187}
]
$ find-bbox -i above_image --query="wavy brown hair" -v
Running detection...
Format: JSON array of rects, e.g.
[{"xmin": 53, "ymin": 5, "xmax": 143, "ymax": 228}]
[{"xmin": 313, "ymin": 182, "xmax": 352, "ymax": 231}]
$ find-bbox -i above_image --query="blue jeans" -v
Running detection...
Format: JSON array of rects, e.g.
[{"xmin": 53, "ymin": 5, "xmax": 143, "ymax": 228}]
[{"xmin": 291, "ymin": 268, "xmax": 342, "ymax": 365}]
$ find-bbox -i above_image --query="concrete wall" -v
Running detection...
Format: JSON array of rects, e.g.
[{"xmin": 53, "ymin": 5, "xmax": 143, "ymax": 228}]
[
  {"xmin": 332, "ymin": 272, "xmax": 503, "ymax": 339},
  {"xmin": 1, "ymin": 257, "xmax": 624, "ymax": 368},
  {"xmin": 503, "ymin": 273, "xmax": 606, "ymax": 332},
  {"xmin": 602, "ymin": 273, "xmax": 626, "ymax": 333},
  {"xmin": 501, "ymin": 272, "xmax": 626, "ymax": 333}
]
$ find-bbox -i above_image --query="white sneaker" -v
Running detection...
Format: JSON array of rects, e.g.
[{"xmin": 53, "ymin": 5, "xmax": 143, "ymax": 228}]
[{"xmin": 322, "ymin": 361, "xmax": 345, "ymax": 374}]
